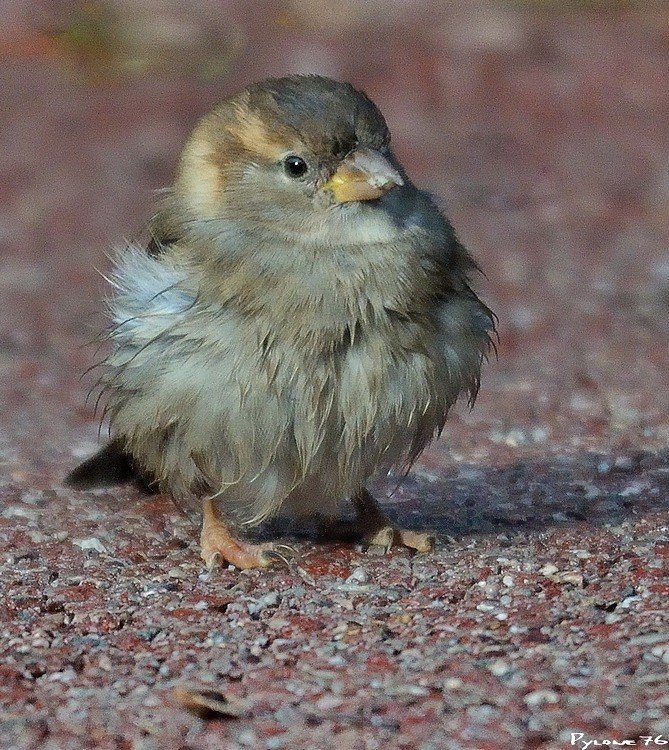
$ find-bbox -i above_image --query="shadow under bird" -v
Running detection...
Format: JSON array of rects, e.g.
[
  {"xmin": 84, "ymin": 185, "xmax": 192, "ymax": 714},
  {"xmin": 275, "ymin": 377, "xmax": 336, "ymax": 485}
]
[{"xmin": 66, "ymin": 75, "xmax": 496, "ymax": 570}]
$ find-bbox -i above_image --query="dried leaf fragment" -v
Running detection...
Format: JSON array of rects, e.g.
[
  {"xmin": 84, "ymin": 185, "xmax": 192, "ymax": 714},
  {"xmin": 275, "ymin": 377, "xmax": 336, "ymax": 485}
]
[{"xmin": 174, "ymin": 685, "xmax": 246, "ymax": 720}]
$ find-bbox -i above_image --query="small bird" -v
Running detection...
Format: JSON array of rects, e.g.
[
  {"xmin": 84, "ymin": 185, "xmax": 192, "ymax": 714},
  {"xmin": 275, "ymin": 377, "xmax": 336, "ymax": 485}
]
[{"xmin": 67, "ymin": 75, "xmax": 495, "ymax": 570}]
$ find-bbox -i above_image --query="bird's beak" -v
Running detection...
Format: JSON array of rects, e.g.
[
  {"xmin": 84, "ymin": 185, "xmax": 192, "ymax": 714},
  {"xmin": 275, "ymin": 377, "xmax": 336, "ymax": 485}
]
[{"xmin": 323, "ymin": 147, "xmax": 404, "ymax": 203}]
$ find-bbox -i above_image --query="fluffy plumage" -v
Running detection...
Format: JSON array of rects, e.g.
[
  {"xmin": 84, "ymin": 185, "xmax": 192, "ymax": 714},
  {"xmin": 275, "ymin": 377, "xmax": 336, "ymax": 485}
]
[{"xmin": 68, "ymin": 75, "xmax": 495, "ymax": 567}]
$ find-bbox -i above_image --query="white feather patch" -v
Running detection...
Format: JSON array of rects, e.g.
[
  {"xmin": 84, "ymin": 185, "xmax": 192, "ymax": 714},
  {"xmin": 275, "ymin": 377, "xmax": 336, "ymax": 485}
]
[{"xmin": 108, "ymin": 244, "xmax": 194, "ymax": 339}]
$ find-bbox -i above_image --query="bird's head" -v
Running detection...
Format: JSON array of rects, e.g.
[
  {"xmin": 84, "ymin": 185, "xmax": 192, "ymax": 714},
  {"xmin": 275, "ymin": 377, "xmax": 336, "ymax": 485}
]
[{"xmin": 170, "ymin": 75, "xmax": 414, "ymax": 246}]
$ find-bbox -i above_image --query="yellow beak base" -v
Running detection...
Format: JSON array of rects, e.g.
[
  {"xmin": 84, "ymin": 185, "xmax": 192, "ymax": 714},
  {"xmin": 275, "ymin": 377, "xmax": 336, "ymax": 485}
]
[
  {"xmin": 322, "ymin": 147, "xmax": 404, "ymax": 204},
  {"xmin": 325, "ymin": 167, "xmax": 387, "ymax": 202}
]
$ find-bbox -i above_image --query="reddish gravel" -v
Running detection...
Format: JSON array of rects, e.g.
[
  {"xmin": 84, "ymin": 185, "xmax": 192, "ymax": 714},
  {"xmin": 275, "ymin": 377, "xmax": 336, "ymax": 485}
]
[{"xmin": 1, "ymin": 2, "xmax": 668, "ymax": 749}]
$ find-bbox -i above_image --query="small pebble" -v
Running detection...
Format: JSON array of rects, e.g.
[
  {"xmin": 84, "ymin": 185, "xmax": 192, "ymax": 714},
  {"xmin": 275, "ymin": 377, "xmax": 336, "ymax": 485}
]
[
  {"xmin": 247, "ymin": 592, "xmax": 280, "ymax": 614},
  {"xmin": 524, "ymin": 689, "xmax": 560, "ymax": 706},
  {"xmin": 167, "ymin": 567, "xmax": 187, "ymax": 579},
  {"xmin": 345, "ymin": 568, "xmax": 369, "ymax": 584},
  {"xmin": 315, "ymin": 695, "xmax": 344, "ymax": 710},
  {"xmin": 554, "ymin": 571, "xmax": 584, "ymax": 587},
  {"xmin": 443, "ymin": 678, "xmax": 462, "ymax": 690},
  {"xmin": 614, "ymin": 455, "xmax": 635, "ymax": 472},
  {"xmin": 619, "ymin": 481, "xmax": 649, "ymax": 497},
  {"xmin": 489, "ymin": 660, "xmax": 510, "ymax": 676},
  {"xmin": 72, "ymin": 537, "xmax": 108, "ymax": 554},
  {"xmin": 539, "ymin": 563, "xmax": 559, "ymax": 576}
]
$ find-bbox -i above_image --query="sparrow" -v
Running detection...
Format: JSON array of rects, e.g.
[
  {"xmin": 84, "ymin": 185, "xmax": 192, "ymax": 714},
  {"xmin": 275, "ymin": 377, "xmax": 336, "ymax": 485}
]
[{"xmin": 66, "ymin": 75, "xmax": 495, "ymax": 570}]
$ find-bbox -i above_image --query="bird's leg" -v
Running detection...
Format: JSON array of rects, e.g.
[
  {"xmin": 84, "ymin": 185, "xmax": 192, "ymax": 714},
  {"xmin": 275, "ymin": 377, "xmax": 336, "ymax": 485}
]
[
  {"xmin": 352, "ymin": 488, "xmax": 435, "ymax": 553},
  {"xmin": 200, "ymin": 498, "xmax": 293, "ymax": 571}
]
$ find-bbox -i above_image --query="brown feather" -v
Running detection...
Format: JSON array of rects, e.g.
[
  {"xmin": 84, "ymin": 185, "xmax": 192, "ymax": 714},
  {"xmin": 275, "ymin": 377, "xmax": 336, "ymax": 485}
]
[{"xmin": 69, "ymin": 75, "xmax": 496, "ymax": 528}]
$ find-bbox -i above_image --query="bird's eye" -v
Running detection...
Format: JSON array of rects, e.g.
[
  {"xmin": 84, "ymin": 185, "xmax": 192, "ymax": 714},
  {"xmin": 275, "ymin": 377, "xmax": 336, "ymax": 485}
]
[{"xmin": 284, "ymin": 155, "xmax": 308, "ymax": 178}]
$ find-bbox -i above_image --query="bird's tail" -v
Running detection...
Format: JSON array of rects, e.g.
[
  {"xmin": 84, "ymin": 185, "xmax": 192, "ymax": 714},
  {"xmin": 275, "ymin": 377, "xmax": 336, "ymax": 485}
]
[{"xmin": 65, "ymin": 440, "xmax": 135, "ymax": 489}]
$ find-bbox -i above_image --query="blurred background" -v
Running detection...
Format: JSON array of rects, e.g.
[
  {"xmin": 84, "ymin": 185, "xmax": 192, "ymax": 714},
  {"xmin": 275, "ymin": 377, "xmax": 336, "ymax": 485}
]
[{"xmin": 1, "ymin": 0, "xmax": 667, "ymax": 479}]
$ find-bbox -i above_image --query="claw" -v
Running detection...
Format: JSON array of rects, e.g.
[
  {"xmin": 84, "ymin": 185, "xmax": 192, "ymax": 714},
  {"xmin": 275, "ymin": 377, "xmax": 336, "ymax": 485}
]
[
  {"xmin": 205, "ymin": 551, "xmax": 222, "ymax": 574},
  {"xmin": 261, "ymin": 550, "xmax": 291, "ymax": 568},
  {"xmin": 271, "ymin": 543, "xmax": 298, "ymax": 558}
]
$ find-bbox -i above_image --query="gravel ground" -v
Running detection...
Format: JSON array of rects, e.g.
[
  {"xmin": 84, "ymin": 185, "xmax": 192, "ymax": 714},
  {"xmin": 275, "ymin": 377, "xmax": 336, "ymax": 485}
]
[{"xmin": 1, "ymin": 2, "xmax": 668, "ymax": 749}]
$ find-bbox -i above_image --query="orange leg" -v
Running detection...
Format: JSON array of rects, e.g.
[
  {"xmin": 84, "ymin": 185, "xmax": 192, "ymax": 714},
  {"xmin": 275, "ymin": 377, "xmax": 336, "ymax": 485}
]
[
  {"xmin": 352, "ymin": 489, "xmax": 435, "ymax": 553},
  {"xmin": 200, "ymin": 498, "xmax": 293, "ymax": 571}
]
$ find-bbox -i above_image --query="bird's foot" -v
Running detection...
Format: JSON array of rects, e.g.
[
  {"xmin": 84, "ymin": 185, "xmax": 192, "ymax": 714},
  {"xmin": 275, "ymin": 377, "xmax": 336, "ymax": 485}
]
[
  {"xmin": 354, "ymin": 488, "xmax": 435, "ymax": 555},
  {"xmin": 201, "ymin": 537, "xmax": 294, "ymax": 571},
  {"xmin": 200, "ymin": 498, "xmax": 295, "ymax": 571},
  {"xmin": 363, "ymin": 524, "xmax": 435, "ymax": 554}
]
